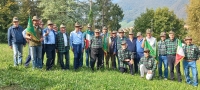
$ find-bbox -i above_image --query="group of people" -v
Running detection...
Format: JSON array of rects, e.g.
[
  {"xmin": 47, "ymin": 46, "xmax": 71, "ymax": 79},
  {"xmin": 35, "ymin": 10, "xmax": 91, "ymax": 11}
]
[{"xmin": 7, "ymin": 16, "xmax": 199, "ymax": 87}]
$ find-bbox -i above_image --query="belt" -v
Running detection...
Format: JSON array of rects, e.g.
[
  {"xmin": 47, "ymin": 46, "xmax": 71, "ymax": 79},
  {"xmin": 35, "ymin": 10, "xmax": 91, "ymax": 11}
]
[{"xmin": 159, "ymin": 54, "xmax": 167, "ymax": 56}]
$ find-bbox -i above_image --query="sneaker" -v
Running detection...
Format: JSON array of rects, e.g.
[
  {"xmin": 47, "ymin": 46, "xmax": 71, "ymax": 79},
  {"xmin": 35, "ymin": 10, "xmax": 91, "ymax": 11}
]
[{"xmin": 164, "ymin": 78, "xmax": 168, "ymax": 80}]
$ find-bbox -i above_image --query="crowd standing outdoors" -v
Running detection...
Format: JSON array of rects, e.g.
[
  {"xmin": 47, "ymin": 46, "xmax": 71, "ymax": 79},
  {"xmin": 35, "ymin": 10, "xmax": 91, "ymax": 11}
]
[{"xmin": 7, "ymin": 16, "xmax": 200, "ymax": 87}]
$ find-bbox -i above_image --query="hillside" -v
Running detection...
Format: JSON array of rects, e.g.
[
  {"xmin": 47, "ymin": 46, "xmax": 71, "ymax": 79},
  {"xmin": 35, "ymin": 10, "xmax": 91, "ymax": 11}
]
[{"xmin": 116, "ymin": 0, "xmax": 189, "ymax": 27}]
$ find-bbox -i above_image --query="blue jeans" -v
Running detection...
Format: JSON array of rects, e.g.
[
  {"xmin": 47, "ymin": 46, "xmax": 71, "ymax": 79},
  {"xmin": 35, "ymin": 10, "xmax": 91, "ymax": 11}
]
[
  {"xmin": 58, "ymin": 48, "xmax": 70, "ymax": 69},
  {"xmin": 12, "ymin": 42, "xmax": 23, "ymax": 66},
  {"xmin": 30, "ymin": 46, "xmax": 42, "ymax": 68},
  {"xmin": 135, "ymin": 52, "xmax": 144, "ymax": 73},
  {"xmin": 158, "ymin": 55, "xmax": 168, "ymax": 78},
  {"xmin": 73, "ymin": 44, "xmax": 82, "ymax": 70},
  {"xmin": 183, "ymin": 60, "xmax": 198, "ymax": 86},
  {"xmin": 85, "ymin": 48, "xmax": 90, "ymax": 67},
  {"xmin": 79, "ymin": 52, "xmax": 83, "ymax": 67}
]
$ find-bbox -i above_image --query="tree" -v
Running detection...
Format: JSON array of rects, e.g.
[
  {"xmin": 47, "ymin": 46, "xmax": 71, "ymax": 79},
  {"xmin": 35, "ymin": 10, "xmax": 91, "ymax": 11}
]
[
  {"xmin": 134, "ymin": 7, "xmax": 185, "ymax": 39},
  {"xmin": 186, "ymin": 0, "xmax": 200, "ymax": 45}
]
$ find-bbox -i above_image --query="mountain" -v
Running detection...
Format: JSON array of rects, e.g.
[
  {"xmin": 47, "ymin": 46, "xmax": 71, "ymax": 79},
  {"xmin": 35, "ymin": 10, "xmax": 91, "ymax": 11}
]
[{"xmin": 115, "ymin": 0, "xmax": 189, "ymax": 27}]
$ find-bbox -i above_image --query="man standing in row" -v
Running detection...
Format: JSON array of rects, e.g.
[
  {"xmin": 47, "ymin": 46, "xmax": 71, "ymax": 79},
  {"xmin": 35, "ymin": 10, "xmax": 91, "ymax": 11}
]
[
  {"xmin": 109, "ymin": 31, "xmax": 117, "ymax": 69},
  {"xmin": 165, "ymin": 31, "xmax": 182, "ymax": 82},
  {"xmin": 84, "ymin": 24, "xmax": 94, "ymax": 67},
  {"xmin": 158, "ymin": 32, "xmax": 168, "ymax": 80},
  {"xmin": 7, "ymin": 17, "xmax": 26, "ymax": 66},
  {"xmin": 70, "ymin": 22, "xmax": 84, "ymax": 70},
  {"xmin": 183, "ymin": 36, "xmax": 199, "ymax": 87},
  {"xmin": 26, "ymin": 16, "xmax": 43, "ymax": 69},
  {"xmin": 102, "ymin": 26, "xmax": 110, "ymax": 68},
  {"xmin": 116, "ymin": 29, "xmax": 127, "ymax": 70},
  {"xmin": 43, "ymin": 20, "xmax": 56, "ymax": 70},
  {"xmin": 56, "ymin": 24, "xmax": 70, "ymax": 70}
]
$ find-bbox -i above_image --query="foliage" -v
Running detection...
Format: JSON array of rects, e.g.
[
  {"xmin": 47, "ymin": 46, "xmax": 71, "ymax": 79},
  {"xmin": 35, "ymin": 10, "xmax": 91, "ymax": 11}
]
[
  {"xmin": 0, "ymin": 43, "xmax": 200, "ymax": 89},
  {"xmin": 186, "ymin": 0, "xmax": 200, "ymax": 45},
  {"xmin": 134, "ymin": 7, "xmax": 185, "ymax": 39}
]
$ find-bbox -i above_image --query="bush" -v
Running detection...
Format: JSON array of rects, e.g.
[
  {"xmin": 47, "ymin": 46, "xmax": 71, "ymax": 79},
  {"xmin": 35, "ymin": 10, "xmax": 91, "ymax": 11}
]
[{"xmin": 0, "ymin": 32, "xmax": 7, "ymax": 43}]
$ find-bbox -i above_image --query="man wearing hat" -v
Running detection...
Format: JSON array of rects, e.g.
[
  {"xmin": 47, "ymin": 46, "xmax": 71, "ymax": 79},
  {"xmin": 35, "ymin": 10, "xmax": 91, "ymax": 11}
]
[
  {"xmin": 7, "ymin": 17, "xmax": 26, "ymax": 66},
  {"xmin": 43, "ymin": 20, "xmax": 56, "ymax": 70},
  {"xmin": 116, "ymin": 29, "xmax": 127, "ymax": 70},
  {"xmin": 118, "ymin": 41, "xmax": 134, "ymax": 75},
  {"xmin": 101, "ymin": 26, "xmax": 110, "ymax": 68},
  {"xmin": 70, "ymin": 22, "xmax": 84, "ymax": 70},
  {"xmin": 183, "ymin": 36, "xmax": 199, "ymax": 87},
  {"xmin": 126, "ymin": 32, "xmax": 137, "ymax": 72},
  {"xmin": 25, "ymin": 16, "xmax": 43, "ymax": 68},
  {"xmin": 142, "ymin": 29, "xmax": 157, "ymax": 50},
  {"xmin": 135, "ymin": 32, "xmax": 144, "ymax": 73},
  {"xmin": 90, "ymin": 29, "xmax": 103, "ymax": 71},
  {"xmin": 165, "ymin": 30, "xmax": 182, "ymax": 82},
  {"xmin": 108, "ymin": 31, "xmax": 117, "ymax": 69},
  {"xmin": 139, "ymin": 48, "xmax": 157, "ymax": 80},
  {"xmin": 55, "ymin": 24, "xmax": 70, "ymax": 70},
  {"xmin": 158, "ymin": 32, "xmax": 168, "ymax": 80},
  {"xmin": 83, "ymin": 24, "xmax": 94, "ymax": 67}
]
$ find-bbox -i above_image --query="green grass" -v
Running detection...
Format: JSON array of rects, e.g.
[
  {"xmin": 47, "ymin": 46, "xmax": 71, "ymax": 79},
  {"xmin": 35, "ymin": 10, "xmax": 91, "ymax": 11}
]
[{"xmin": 0, "ymin": 43, "xmax": 199, "ymax": 90}]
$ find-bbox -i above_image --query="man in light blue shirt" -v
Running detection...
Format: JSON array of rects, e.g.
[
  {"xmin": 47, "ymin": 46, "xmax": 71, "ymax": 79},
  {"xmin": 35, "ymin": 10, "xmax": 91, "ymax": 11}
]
[
  {"xmin": 70, "ymin": 22, "xmax": 84, "ymax": 70},
  {"xmin": 43, "ymin": 20, "xmax": 56, "ymax": 70}
]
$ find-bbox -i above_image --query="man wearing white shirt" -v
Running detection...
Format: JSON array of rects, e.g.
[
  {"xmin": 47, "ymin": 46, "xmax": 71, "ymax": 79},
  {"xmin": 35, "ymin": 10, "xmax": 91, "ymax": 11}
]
[
  {"xmin": 55, "ymin": 24, "xmax": 70, "ymax": 70},
  {"xmin": 141, "ymin": 29, "xmax": 157, "ymax": 50}
]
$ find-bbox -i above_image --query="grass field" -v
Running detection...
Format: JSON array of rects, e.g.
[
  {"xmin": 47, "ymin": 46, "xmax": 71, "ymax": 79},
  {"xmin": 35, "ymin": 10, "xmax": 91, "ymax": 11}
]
[{"xmin": 0, "ymin": 43, "xmax": 199, "ymax": 90}]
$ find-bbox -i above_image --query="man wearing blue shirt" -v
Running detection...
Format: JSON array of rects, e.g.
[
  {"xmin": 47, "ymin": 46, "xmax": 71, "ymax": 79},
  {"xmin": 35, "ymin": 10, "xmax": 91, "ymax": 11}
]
[
  {"xmin": 7, "ymin": 17, "xmax": 26, "ymax": 66},
  {"xmin": 43, "ymin": 20, "xmax": 56, "ymax": 70},
  {"xmin": 135, "ymin": 32, "xmax": 144, "ymax": 73},
  {"xmin": 70, "ymin": 22, "xmax": 84, "ymax": 70}
]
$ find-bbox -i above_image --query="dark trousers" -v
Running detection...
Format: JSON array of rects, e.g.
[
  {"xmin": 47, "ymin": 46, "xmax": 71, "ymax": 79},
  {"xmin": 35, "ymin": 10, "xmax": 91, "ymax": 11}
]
[
  {"xmin": 105, "ymin": 52, "xmax": 110, "ymax": 68},
  {"xmin": 110, "ymin": 53, "xmax": 116, "ymax": 69},
  {"xmin": 120, "ymin": 62, "xmax": 134, "ymax": 75},
  {"xmin": 116, "ymin": 52, "xmax": 120, "ymax": 70},
  {"xmin": 45, "ymin": 44, "xmax": 55, "ymax": 70},
  {"xmin": 85, "ymin": 48, "xmax": 91, "ymax": 67},
  {"xmin": 72, "ymin": 44, "xmax": 82, "ymax": 70},
  {"xmin": 90, "ymin": 48, "xmax": 103, "ymax": 70},
  {"xmin": 135, "ymin": 52, "xmax": 144, "ymax": 73},
  {"xmin": 79, "ymin": 51, "xmax": 83, "ymax": 67},
  {"xmin": 24, "ymin": 47, "xmax": 31, "ymax": 66},
  {"xmin": 167, "ymin": 55, "xmax": 182, "ymax": 82},
  {"xmin": 58, "ymin": 49, "xmax": 69, "ymax": 69},
  {"xmin": 42, "ymin": 44, "xmax": 46, "ymax": 65}
]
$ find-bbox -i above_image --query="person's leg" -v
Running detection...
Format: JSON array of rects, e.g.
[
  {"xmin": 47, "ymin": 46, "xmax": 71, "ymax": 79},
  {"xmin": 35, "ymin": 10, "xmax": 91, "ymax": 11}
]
[
  {"xmin": 158, "ymin": 56, "xmax": 163, "ymax": 77},
  {"xmin": 116, "ymin": 52, "xmax": 120, "ymax": 70},
  {"xmin": 24, "ymin": 47, "xmax": 31, "ymax": 66},
  {"xmin": 120, "ymin": 67, "xmax": 125, "ymax": 73},
  {"xmin": 140, "ymin": 64, "xmax": 147, "ymax": 77},
  {"xmin": 129, "ymin": 62, "xmax": 134, "ymax": 75},
  {"xmin": 97, "ymin": 49, "xmax": 103, "ymax": 69},
  {"xmin": 50, "ymin": 48, "xmax": 56, "ymax": 67},
  {"xmin": 36, "ymin": 46, "xmax": 42, "ymax": 68},
  {"xmin": 73, "ymin": 44, "xmax": 79, "ymax": 70},
  {"xmin": 58, "ymin": 52, "xmax": 65, "ymax": 69},
  {"xmin": 30, "ymin": 46, "xmax": 37, "ymax": 68},
  {"xmin": 175, "ymin": 58, "xmax": 182, "ymax": 82},
  {"xmin": 167, "ymin": 55, "xmax": 175, "ymax": 80},
  {"xmin": 42, "ymin": 44, "xmax": 45, "ymax": 66},
  {"xmin": 190, "ymin": 61, "xmax": 198, "ymax": 86},
  {"xmin": 17, "ymin": 44, "xmax": 23, "ymax": 65},
  {"xmin": 105, "ymin": 52, "xmax": 110, "ymax": 68},
  {"xmin": 183, "ymin": 60, "xmax": 191, "ymax": 84},
  {"xmin": 12, "ymin": 43, "xmax": 18, "ymax": 66},
  {"xmin": 65, "ymin": 49, "xmax": 70, "ymax": 69},
  {"xmin": 45, "ymin": 45, "xmax": 53, "ymax": 70},
  {"xmin": 85, "ymin": 48, "xmax": 90, "ymax": 67},
  {"xmin": 163, "ymin": 56, "xmax": 168, "ymax": 79},
  {"xmin": 90, "ymin": 48, "xmax": 96, "ymax": 70},
  {"xmin": 111, "ymin": 54, "xmax": 116, "ymax": 69}
]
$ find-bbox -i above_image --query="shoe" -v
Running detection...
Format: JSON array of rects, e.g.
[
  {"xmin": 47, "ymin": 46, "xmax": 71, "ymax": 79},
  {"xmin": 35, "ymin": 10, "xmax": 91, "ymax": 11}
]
[{"xmin": 164, "ymin": 78, "xmax": 168, "ymax": 80}]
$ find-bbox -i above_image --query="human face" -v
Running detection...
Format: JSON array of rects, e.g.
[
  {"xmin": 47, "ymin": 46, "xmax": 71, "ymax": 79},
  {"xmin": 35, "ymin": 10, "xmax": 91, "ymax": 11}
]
[
  {"xmin": 160, "ymin": 36, "xmax": 166, "ymax": 41},
  {"xmin": 185, "ymin": 39, "xmax": 192, "ymax": 45},
  {"xmin": 121, "ymin": 44, "xmax": 127, "ymax": 49},
  {"xmin": 53, "ymin": 26, "xmax": 58, "ymax": 32},
  {"xmin": 13, "ymin": 21, "xmax": 19, "ymax": 27},
  {"xmin": 33, "ymin": 20, "xmax": 39, "ymax": 26},
  {"xmin": 146, "ymin": 33, "xmax": 151, "ymax": 38},
  {"xmin": 48, "ymin": 24, "xmax": 53, "ymax": 29},
  {"xmin": 119, "ymin": 32, "xmax": 124, "ymax": 37},
  {"xmin": 75, "ymin": 26, "xmax": 79, "ymax": 31},
  {"xmin": 103, "ymin": 29, "xmax": 107, "ymax": 34},
  {"xmin": 112, "ymin": 33, "xmax": 116, "ymax": 37},
  {"xmin": 60, "ymin": 27, "xmax": 66, "ymax": 33},
  {"xmin": 144, "ymin": 51, "xmax": 150, "ymax": 57},
  {"xmin": 169, "ymin": 34, "xmax": 175, "ymax": 40},
  {"xmin": 95, "ymin": 32, "xmax": 100, "ymax": 37},
  {"xmin": 129, "ymin": 34, "xmax": 133, "ymax": 39},
  {"xmin": 137, "ymin": 35, "xmax": 142, "ymax": 40}
]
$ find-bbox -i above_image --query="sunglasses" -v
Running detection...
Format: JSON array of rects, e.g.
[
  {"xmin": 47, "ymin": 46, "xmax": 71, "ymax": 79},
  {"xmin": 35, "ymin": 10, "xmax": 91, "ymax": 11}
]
[{"xmin": 144, "ymin": 51, "xmax": 150, "ymax": 53}]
